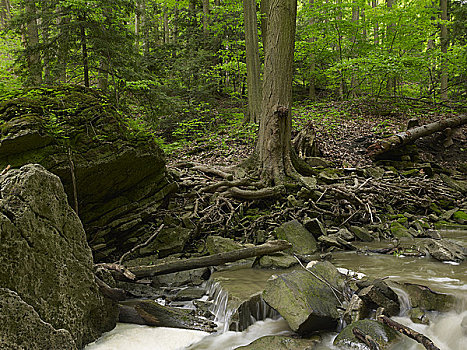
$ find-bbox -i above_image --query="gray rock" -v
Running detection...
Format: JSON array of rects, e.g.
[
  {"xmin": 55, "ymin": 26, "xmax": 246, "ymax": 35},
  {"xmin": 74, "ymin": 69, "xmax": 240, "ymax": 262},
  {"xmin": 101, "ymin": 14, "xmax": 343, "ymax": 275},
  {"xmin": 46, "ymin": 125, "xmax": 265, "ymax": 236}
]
[
  {"xmin": 343, "ymin": 294, "xmax": 368, "ymax": 324},
  {"xmin": 304, "ymin": 218, "xmax": 326, "ymax": 238},
  {"xmin": 0, "ymin": 288, "xmax": 77, "ymax": 350},
  {"xmin": 423, "ymin": 238, "xmax": 465, "ymax": 262},
  {"xmin": 263, "ymin": 262, "xmax": 345, "ymax": 334},
  {"xmin": 0, "ymin": 164, "xmax": 118, "ymax": 348},
  {"xmin": 334, "ymin": 319, "xmax": 399, "ymax": 349},
  {"xmin": 151, "ymin": 268, "xmax": 211, "ymax": 287},
  {"xmin": 206, "ymin": 235, "xmax": 243, "ymax": 254},
  {"xmin": 409, "ymin": 307, "xmax": 429, "ymax": 325},
  {"xmin": 390, "ymin": 221, "xmax": 414, "ymax": 239},
  {"xmin": 174, "ymin": 287, "xmax": 206, "ymax": 301},
  {"xmin": 274, "ymin": 220, "xmax": 318, "ymax": 255},
  {"xmin": 139, "ymin": 226, "xmax": 192, "ymax": 258},
  {"xmin": 356, "ymin": 279, "xmax": 400, "ymax": 316},
  {"xmin": 350, "ymin": 226, "xmax": 374, "ymax": 242},
  {"xmin": 255, "ymin": 252, "xmax": 299, "ymax": 269},
  {"xmin": 401, "ymin": 283, "xmax": 457, "ymax": 312},
  {"xmin": 236, "ymin": 335, "xmax": 318, "ymax": 350}
]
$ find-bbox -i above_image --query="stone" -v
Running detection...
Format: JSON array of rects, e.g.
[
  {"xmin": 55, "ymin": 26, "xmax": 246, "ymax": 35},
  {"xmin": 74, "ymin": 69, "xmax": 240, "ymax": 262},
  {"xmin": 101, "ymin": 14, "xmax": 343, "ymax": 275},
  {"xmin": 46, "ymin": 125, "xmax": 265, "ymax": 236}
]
[
  {"xmin": 206, "ymin": 235, "xmax": 244, "ymax": 254},
  {"xmin": 139, "ymin": 226, "xmax": 192, "ymax": 258},
  {"xmin": 358, "ymin": 285, "xmax": 400, "ymax": 316},
  {"xmin": 303, "ymin": 217, "xmax": 326, "ymax": 238},
  {"xmin": 263, "ymin": 262, "xmax": 345, "ymax": 335},
  {"xmin": 423, "ymin": 238, "xmax": 465, "ymax": 262},
  {"xmin": 0, "ymin": 87, "xmax": 176, "ymax": 261},
  {"xmin": 439, "ymin": 207, "xmax": 460, "ymax": 221},
  {"xmin": 334, "ymin": 319, "xmax": 399, "ymax": 349},
  {"xmin": 174, "ymin": 287, "xmax": 207, "ymax": 301},
  {"xmin": 390, "ymin": 221, "xmax": 413, "ymax": 239},
  {"xmin": 0, "ymin": 164, "xmax": 118, "ymax": 348},
  {"xmin": 343, "ymin": 294, "xmax": 368, "ymax": 325},
  {"xmin": 453, "ymin": 210, "xmax": 467, "ymax": 224},
  {"xmin": 337, "ymin": 227, "xmax": 354, "ymax": 241},
  {"xmin": 255, "ymin": 252, "xmax": 299, "ymax": 269},
  {"xmin": 0, "ymin": 288, "xmax": 77, "ymax": 350},
  {"xmin": 306, "ymin": 157, "xmax": 330, "ymax": 167},
  {"xmin": 402, "ymin": 283, "xmax": 457, "ymax": 312},
  {"xmin": 236, "ymin": 335, "xmax": 318, "ymax": 350},
  {"xmin": 409, "ymin": 307, "xmax": 429, "ymax": 325},
  {"xmin": 350, "ymin": 226, "xmax": 374, "ymax": 242},
  {"xmin": 274, "ymin": 220, "xmax": 318, "ymax": 255},
  {"xmin": 151, "ymin": 268, "xmax": 211, "ymax": 287}
]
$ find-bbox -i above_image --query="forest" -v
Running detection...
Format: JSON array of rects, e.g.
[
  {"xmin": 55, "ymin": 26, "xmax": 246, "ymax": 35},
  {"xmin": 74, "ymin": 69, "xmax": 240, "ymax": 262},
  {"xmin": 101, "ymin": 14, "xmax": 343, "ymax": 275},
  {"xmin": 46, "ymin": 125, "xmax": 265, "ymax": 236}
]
[{"xmin": 0, "ymin": 1, "xmax": 466, "ymax": 350}]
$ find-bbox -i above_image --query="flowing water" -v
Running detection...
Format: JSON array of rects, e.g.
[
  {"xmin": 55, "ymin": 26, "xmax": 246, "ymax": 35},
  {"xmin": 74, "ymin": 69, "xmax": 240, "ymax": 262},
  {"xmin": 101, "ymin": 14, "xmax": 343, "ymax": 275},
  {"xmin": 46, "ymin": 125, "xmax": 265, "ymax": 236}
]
[{"xmin": 86, "ymin": 231, "xmax": 466, "ymax": 350}]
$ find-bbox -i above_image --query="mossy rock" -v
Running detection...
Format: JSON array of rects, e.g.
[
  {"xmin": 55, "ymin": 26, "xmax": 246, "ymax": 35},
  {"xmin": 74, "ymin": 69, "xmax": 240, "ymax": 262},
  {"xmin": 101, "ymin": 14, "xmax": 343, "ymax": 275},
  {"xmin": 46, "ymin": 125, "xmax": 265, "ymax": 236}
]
[
  {"xmin": 205, "ymin": 235, "xmax": 243, "ymax": 254},
  {"xmin": 453, "ymin": 210, "xmax": 467, "ymax": 224},
  {"xmin": 390, "ymin": 221, "xmax": 413, "ymax": 239},
  {"xmin": 0, "ymin": 87, "xmax": 175, "ymax": 261},
  {"xmin": 334, "ymin": 319, "xmax": 399, "ymax": 349},
  {"xmin": 274, "ymin": 220, "xmax": 318, "ymax": 255},
  {"xmin": 237, "ymin": 335, "xmax": 318, "ymax": 350}
]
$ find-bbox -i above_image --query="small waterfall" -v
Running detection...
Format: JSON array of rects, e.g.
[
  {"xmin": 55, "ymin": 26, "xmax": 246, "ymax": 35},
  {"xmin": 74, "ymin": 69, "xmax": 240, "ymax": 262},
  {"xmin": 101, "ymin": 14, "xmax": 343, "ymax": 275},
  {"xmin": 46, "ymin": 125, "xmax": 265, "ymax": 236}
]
[
  {"xmin": 391, "ymin": 286, "xmax": 412, "ymax": 316},
  {"xmin": 206, "ymin": 280, "xmax": 278, "ymax": 333}
]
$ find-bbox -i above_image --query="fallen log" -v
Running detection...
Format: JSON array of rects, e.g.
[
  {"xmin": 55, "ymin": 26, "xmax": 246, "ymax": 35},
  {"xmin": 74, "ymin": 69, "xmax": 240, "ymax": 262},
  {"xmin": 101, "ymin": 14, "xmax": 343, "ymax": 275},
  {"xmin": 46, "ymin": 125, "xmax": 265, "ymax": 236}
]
[
  {"xmin": 367, "ymin": 114, "xmax": 467, "ymax": 157},
  {"xmin": 377, "ymin": 315, "xmax": 440, "ymax": 350},
  {"xmin": 129, "ymin": 240, "xmax": 292, "ymax": 279},
  {"xmin": 119, "ymin": 299, "xmax": 216, "ymax": 332}
]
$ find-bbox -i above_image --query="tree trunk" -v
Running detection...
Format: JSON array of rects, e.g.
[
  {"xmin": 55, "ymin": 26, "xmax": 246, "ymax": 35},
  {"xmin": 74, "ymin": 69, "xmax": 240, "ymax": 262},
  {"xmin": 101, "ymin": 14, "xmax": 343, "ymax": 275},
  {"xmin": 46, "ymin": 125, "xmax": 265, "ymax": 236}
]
[
  {"xmin": 367, "ymin": 114, "xmax": 467, "ymax": 157},
  {"xmin": 128, "ymin": 240, "xmax": 292, "ymax": 278},
  {"xmin": 163, "ymin": 2, "xmax": 169, "ymax": 44},
  {"xmin": 440, "ymin": 0, "xmax": 448, "ymax": 100},
  {"xmin": 0, "ymin": 0, "xmax": 11, "ymax": 28},
  {"xmin": 260, "ymin": 0, "xmax": 269, "ymax": 53},
  {"xmin": 79, "ymin": 13, "xmax": 90, "ymax": 88},
  {"xmin": 309, "ymin": 0, "xmax": 316, "ymax": 100},
  {"xmin": 256, "ymin": 0, "xmax": 297, "ymax": 185},
  {"xmin": 24, "ymin": 0, "xmax": 42, "ymax": 85},
  {"xmin": 202, "ymin": 0, "xmax": 210, "ymax": 36},
  {"xmin": 372, "ymin": 0, "xmax": 379, "ymax": 45},
  {"xmin": 243, "ymin": 0, "xmax": 262, "ymax": 123},
  {"xmin": 386, "ymin": 0, "xmax": 396, "ymax": 94}
]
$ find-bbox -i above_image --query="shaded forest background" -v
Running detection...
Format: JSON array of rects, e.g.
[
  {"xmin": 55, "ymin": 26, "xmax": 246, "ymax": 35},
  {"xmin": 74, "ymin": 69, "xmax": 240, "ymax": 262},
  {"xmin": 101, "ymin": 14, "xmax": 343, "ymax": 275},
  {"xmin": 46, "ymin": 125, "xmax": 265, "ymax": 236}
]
[{"xmin": 0, "ymin": 0, "xmax": 466, "ymax": 153}]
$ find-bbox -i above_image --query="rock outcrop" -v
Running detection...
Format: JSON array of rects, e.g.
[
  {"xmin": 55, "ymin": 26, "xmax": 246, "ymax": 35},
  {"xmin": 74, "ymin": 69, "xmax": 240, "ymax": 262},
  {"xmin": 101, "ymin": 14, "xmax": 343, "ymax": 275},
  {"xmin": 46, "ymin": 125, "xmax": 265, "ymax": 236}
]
[
  {"xmin": 0, "ymin": 87, "xmax": 177, "ymax": 261},
  {"xmin": 262, "ymin": 261, "xmax": 345, "ymax": 335},
  {"xmin": 0, "ymin": 164, "xmax": 118, "ymax": 348}
]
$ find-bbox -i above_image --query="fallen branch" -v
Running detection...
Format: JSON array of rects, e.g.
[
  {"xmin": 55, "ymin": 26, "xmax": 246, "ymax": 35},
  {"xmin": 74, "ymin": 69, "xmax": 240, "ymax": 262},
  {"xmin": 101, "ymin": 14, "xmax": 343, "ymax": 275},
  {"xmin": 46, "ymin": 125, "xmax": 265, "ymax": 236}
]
[
  {"xmin": 193, "ymin": 164, "xmax": 234, "ymax": 181},
  {"xmin": 95, "ymin": 263, "xmax": 136, "ymax": 281},
  {"xmin": 129, "ymin": 240, "xmax": 292, "ymax": 278},
  {"xmin": 377, "ymin": 315, "xmax": 440, "ymax": 350},
  {"xmin": 117, "ymin": 224, "xmax": 164, "ymax": 265},
  {"xmin": 367, "ymin": 114, "xmax": 467, "ymax": 157},
  {"xmin": 1, "ymin": 164, "xmax": 11, "ymax": 176},
  {"xmin": 95, "ymin": 276, "xmax": 126, "ymax": 301},
  {"xmin": 352, "ymin": 327, "xmax": 380, "ymax": 350},
  {"xmin": 225, "ymin": 185, "xmax": 285, "ymax": 199}
]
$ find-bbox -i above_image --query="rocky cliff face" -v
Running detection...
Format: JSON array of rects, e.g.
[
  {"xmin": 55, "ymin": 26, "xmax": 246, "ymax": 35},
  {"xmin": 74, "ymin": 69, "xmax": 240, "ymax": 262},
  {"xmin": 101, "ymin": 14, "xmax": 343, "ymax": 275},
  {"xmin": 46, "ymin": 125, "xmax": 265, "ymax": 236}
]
[
  {"xmin": 0, "ymin": 87, "xmax": 177, "ymax": 260},
  {"xmin": 0, "ymin": 164, "xmax": 118, "ymax": 348}
]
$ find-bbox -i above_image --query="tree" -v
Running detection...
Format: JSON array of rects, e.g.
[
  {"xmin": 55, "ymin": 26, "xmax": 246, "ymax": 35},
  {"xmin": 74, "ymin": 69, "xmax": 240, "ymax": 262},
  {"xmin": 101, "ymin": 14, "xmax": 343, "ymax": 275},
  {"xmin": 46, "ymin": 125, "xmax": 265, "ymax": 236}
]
[
  {"xmin": 440, "ymin": 0, "xmax": 448, "ymax": 100},
  {"xmin": 24, "ymin": 0, "xmax": 42, "ymax": 85},
  {"xmin": 243, "ymin": 0, "xmax": 262, "ymax": 123},
  {"xmin": 256, "ymin": 0, "xmax": 298, "ymax": 185}
]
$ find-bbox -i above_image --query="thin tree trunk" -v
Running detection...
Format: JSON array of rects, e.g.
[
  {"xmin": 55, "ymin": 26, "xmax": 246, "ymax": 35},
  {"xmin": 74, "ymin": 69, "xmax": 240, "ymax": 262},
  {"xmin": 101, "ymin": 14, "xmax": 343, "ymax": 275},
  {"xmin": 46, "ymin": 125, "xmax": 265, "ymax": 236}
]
[
  {"xmin": 163, "ymin": 3, "xmax": 169, "ymax": 44},
  {"xmin": 202, "ymin": 0, "xmax": 210, "ymax": 36},
  {"xmin": 57, "ymin": 7, "xmax": 69, "ymax": 82},
  {"xmin": 260, "ymin": 0, "xmax": 269, "ymax": 53},
  {"xmin": 243, "ymin": 0, "xmax": 262, "ymax": 123},
  {"xmin": 0, "ymin": 0, "xmax": 11, "ymax": 27},
  {"xmin": 350, "ymin": 2, "xmax": 359, "ymax": 97},
  {"xmin": 24, "ymin": 0, "xmax": 42, "ymax": 85},
  {"xmin": 257, "ymin": 0, "xmax": 297, "ymax": 185},
  {"xmin": 386, "ymin": 0, "xmax": 396, "ymax": 94},
  {"xmin": 372, "ymin": 0, "xmax": 378, "ymax": 44},
  {"xmin": 309, "ymin": 0, "xmax": 316, "ymax": 100},
  {"xmin": 440, "ymin": 0, "xmax": 448, "ymax": 100},
  {"xmin": 79, "ymin": 13, "xmax": 89, "ymax": 88}
]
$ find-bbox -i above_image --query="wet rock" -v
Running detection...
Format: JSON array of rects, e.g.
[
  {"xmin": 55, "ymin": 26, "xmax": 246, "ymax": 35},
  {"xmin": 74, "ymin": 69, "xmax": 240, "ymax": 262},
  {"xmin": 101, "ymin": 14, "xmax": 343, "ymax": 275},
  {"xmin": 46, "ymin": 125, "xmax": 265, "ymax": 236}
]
[
  {"xmin": 350, "ymin": 226, "xmax": 374, "ymax": 242},
  {"xmin": 236, "ymin": 335, "xmax": 318, "ymax": 350},
  {"xmin": 319, "ymin": 234, "xmax": 357, "ymax": 250},
  {"xmin": 337, "ymin": 227, "xmax": 354, "ymax": 241},
  {"xmin": 343, "ymin": 294, "xmax": 369, "ymax": 325},
  {"xmin": 115, "ymin": 281, "xmax": 163, "ymax": 299},
  {"xmin": 0, "ymin": 164, "xmax": 118, "ymax": 348},
  {"xmin": 275, "ymin": 220, "xmax": 318, "ymax": 255},
  {"xmin": 402, "ymin": 283, "xmax": 457, "ymax": 312},
  {"xmin": 334, "ymin": 319, "xmax": 399, "ymax": 349},
  {"xmin": 263, "ymin": 262, "xmax": 345, "ymax": 334},
  {"xmin": 0, "ymin": 87, "xmax": 176, "ymax": 261},
  {"xmin": 206, "ymin": 235, "xmax": 243, "ymax": 254},
  {"xmin": 356, "ymin": 279, "xmax": 400, "ymax": 316},
  {"xmin": 303, "ymin": 217, "xmax": 326, "ymax": 238},
  {"xmin": 423, "ymin": 238, "xmax": 465, "ymax": 262},
  {"xmin": 151, "ymin": 268, "xmax": 211, "ymax": 287},
  {"xmin": 228, "ymin": 292, "xmax": 278, "ymax": 332},
  {"xmin": 254, "ymin": 252, "xmax": 299, "ymax": 269},
  {"xmin": 0, "ymin": 288, "xmax": 77, "ymax": 350},
  {"xmin": 174, "ymin": 287, "xmax": 206, "ymax": 301},
  {"xmin": 409, "ymin": 307, "xmax": 429, "ymax": 325},
  {"xmin": 453, "ymin": 210, "xmax": 467, "ymax": 224}
]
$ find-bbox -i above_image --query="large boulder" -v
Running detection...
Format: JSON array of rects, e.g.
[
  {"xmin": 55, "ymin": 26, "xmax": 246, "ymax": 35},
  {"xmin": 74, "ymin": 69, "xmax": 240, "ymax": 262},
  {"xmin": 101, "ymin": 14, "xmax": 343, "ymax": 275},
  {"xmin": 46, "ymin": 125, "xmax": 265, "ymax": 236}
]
[
  {"xmin": 0, "ymin": 164, "xmax": 118, "ymax": 348},
  {"xmin": 0, "ymin": 87, "xmax": 177, "ymax": 261},
  {"xmin": 0, "ymin": 288, "xmax": 77, "ymax": 350},
  {"xmin": 334, "ymin": 319, "xmax": 399, "ymax": 349},
  {"xmin": 262, "ymin": 261, "xmax": 345, "ymax": 335},
  {"xmin": 274, "ymin": 220, "xmax": 318, "ymax": 255}
]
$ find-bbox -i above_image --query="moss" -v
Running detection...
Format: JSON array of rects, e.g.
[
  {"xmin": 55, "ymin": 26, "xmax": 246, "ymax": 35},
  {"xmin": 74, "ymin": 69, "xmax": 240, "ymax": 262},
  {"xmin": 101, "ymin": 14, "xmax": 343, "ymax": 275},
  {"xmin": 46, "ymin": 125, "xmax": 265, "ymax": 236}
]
[{"xmin": 453, "ymin": 210, "xmax": 467, "ymax": 223}]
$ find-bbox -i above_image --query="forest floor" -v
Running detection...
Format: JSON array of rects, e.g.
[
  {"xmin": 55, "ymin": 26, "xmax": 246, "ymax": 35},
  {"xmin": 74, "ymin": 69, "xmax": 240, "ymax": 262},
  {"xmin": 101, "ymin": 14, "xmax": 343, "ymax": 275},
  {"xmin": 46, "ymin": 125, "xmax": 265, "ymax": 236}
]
[{"xmin": 164, "ymin": 97, "xmax": 467, "ymax": 170}]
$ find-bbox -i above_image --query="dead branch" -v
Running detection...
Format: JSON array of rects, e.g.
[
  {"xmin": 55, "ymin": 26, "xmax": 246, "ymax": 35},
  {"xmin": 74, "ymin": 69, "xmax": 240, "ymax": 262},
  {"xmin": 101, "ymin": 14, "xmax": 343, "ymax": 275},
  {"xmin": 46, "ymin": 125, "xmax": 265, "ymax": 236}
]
[
  {"xmin": 367, "ymin": 114, "xmax": 467, "ymax": 157},
  {"xmin": 128, "ymin": 240, "xmax": 292, "ymax": 279},
  {"xmin": 117, "ymin": 224, "xmax": 165, "ymax": 265},
  {"xmin": 95, "ymin": 263, "xmax": 136, "ymax": 281},
  {"xmin": 352, "ymin": 327, "xmax": 380, "ymax": 350},
  {"xmin": 192, "ymin": 164, "xmax": 234, "ymax": 180},
  {"xmin": 1, "ymin": 165, "xmax": 11, "ymax": 176},
  {"xmin": 377, "ymin": 315, "xmax": 440, "ymax": 350},
  {"xmin": 95, "ymin": 276, "xmax": 127, "ymax": 301},
  {"xmin": 67, "ymin": 147, "xmax": 79, "ymax": 215},
  {"xmin": 224, "ymin": 185, "xmax": 286, "ymax": 199}
]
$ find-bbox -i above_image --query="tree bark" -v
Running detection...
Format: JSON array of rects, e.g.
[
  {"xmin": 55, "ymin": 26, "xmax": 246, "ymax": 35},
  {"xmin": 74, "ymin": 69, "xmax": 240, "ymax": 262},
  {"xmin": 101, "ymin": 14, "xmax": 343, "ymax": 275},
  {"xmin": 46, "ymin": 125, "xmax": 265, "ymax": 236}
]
[
  {"xmin": 367, "ymin": 114, "xmax": 467, "ymax": 157},
  {"xmin": 128, "ymin": 240, "xmax": 292, "ymax": 278},
  {"xmin": 202, "ymin": 0, "xmax": 210, "ymax": 36},
  {"xmin": 309, "ymin": 0, "xmax": 316, "ymax": 100},
  {"xmin": 440, "ymin": 0, "xmax": 448, "ymax": 100},
  {"xmin": 256, "ymin": 0, "xmax": 297, "ymax": 185},
  {"xmin": 79, "ymin": 12, "xmax": 89, "ymax": 88},
  {"xmin": 0, "ymin": 0, "xmax": 11, "ymax": 27},
  {"xmin": 24, "ymin": 0, "xmax": 42, "ymax": 85},
  {"xmin": 243, "ymin": 0, "xmax": 262, "ymax": 123},
  {"xmin": 372, "ymin": 0, "xmax": 379, "ymax": 45}
]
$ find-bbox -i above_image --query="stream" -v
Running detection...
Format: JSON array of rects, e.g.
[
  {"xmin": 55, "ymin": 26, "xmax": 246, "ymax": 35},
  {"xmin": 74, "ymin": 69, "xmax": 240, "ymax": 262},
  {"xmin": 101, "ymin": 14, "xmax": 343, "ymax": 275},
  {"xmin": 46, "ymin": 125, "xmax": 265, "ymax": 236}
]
[{"xmin": 86, "ymin": 231, "xmax": 466, "ymax": 350}]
